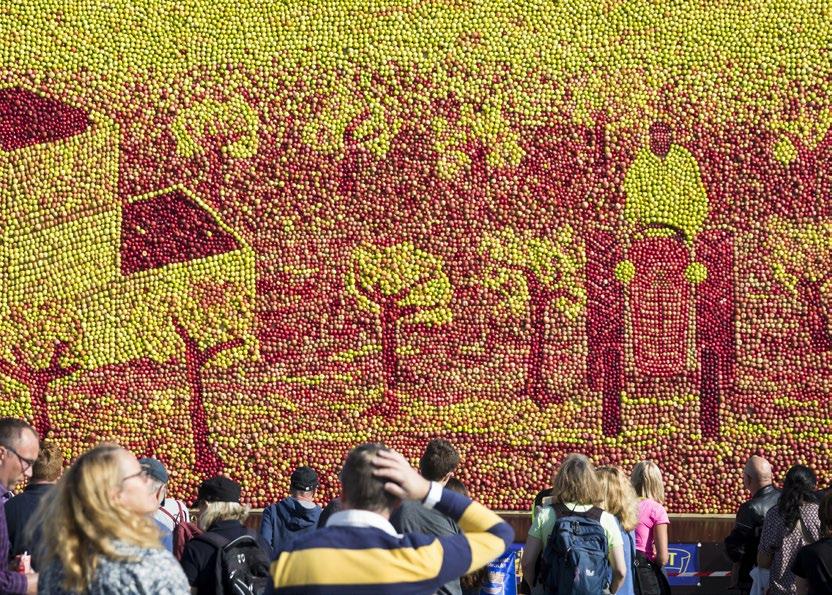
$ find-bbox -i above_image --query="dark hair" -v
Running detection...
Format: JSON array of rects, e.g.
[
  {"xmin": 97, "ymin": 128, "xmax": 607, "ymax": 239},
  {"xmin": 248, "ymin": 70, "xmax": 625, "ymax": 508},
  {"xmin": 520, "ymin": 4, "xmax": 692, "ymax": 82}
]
[
  {"xmin": 820, "ymin": 491, "xmax": 832, "ymax": 534},
  {"xmin": 779, "ymin": 465, "xmax": 818, "ymax": 531},
  {"xmin": 0, "ymin": 418, "xmax": 37, "ymax": 448},
  {"xmin": 445, "ymin": 477, "xmax": 469, "ymax": 497},
  {"xmin": 340, "ymin": 443, "xmax": 398, "ymax": 512},
  {"xmin": 32, "ymin": 440, "xmax": 63, "ymax": 482},
  {"xmin": 460, "ymin": 567, "xmax": 486, "ymax": 591},
  {"xmin": 419, "ymin": 440, "xmax": 459, "ymax": 482}
]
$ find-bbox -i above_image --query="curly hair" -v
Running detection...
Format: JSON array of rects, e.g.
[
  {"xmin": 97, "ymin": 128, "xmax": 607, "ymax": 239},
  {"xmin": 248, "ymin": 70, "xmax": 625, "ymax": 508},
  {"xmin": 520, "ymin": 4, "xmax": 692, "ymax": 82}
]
[
  {"xmin": 35, "ymin": 444, "xmax": 163, "ymax": 592},
  {"xmin": 779, "ymin": 465, "xmax": 818, "ymax": 532}
]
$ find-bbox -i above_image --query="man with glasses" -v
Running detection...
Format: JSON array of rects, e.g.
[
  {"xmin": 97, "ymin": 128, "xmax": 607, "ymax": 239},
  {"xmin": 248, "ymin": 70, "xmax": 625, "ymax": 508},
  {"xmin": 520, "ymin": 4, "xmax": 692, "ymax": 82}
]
[{"xmin": 0, "ymin": 418, "xmax": 39, "ymax": 594}]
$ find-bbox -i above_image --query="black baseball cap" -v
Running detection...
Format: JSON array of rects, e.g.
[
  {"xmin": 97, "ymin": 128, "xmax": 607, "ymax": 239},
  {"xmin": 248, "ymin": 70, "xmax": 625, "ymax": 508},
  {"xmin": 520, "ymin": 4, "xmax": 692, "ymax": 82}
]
[
  {"xmin": 197, "ymin": 476, "xmax": 241, "ymax": 504},
  {"xmin": 290, "ymin": 466, "xmax": 318, "ymax": 492}
]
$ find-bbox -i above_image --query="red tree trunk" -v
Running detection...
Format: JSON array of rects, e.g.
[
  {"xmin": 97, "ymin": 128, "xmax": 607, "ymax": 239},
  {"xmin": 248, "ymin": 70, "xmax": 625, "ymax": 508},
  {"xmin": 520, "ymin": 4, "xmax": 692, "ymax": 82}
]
[
  {"xmin": 526, "ymin": 277, "xmax": 557, "ymax": 407},
  {"xmin": 797, "ymin": 280, "xmax": 832, "ymax": 352},
  {"xmin": 30, "ymin": 380, "xmax": 51, "ymax": 437},
  {"xmin": 380, "ymin": 305, "xmax": 399, "ymax": 392},
  {"xmin": 365, "ymin": 303, "xmax": 401, "ymax": 416},
  {"xmin": 700, "ymin": 348, "xmax": 720, "ymax": 439},
  {"xmin": 602, "ymin": 347, "xmax": 623, "ymax": 437},
  {"xmin": 182, "ymin": 348, "xmax": 223, "ymax": 478},
  {"xmin": 174, "ymin": 321, "xmax": 243, "ymax": 479}
]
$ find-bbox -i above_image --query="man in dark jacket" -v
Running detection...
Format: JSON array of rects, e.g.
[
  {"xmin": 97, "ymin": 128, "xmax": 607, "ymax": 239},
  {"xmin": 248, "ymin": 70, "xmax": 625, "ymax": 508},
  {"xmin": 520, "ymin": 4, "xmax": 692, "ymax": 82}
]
[
  {"xmin": 261, "ymin": 467, "xmax": 321, "ymax": 558},
  {"xmin": 5, "ymin": 440, "xmax": 61, "ymax": 571},
  {"xmin": 725, "ymin": 455, "xmax": 781, "ymax": 594},
  {"xmin": 390, "ymin": 439, "xmax": 461, "ymax": 595}
]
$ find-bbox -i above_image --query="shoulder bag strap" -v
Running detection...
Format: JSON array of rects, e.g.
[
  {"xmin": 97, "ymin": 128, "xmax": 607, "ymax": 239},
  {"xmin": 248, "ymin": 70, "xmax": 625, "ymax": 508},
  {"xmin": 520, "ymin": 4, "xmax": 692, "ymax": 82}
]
[{"xmin": 158, "ymin": 505, "xmax": 178, "ymax": 524}]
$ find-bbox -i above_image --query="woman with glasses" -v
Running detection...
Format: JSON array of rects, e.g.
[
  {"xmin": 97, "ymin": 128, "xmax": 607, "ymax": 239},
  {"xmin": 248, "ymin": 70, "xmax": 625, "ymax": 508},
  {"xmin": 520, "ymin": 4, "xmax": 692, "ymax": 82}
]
[{"xmin": 34, "ymin": 443, "xmax": 189, "ymax": 594}]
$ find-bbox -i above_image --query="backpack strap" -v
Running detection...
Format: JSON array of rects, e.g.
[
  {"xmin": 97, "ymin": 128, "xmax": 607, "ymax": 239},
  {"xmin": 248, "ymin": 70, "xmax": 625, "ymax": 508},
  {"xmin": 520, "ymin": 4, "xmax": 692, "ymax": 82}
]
[
  {"xmin": 175, "ymin": 500, "xmax": 184, "ymax": 523},
  {"xmin": 554, "ymin": 502, "xmax": 604, "ymax": 521},
  {"xmin": 196, "ymin": 532, "xmax": 232, "ymax": 595}
]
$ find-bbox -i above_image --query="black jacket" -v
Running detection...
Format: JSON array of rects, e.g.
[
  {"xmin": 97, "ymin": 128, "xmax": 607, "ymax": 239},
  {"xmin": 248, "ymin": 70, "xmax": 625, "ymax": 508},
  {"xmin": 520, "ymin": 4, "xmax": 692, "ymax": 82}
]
[
  {"xmin": 724, "ymin": 484, "xmax": 781, "ymax": 589},
  {"xmin": 4, "ymin": 482, "xmax": 53, "ymax": 570}
]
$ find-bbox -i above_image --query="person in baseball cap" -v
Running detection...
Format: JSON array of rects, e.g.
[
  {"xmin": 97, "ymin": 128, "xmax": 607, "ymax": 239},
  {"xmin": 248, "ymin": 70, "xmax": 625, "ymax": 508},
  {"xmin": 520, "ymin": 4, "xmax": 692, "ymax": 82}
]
[
  {"xmin": 290, "ymin": 466, "xmax": 319, "ymax": 493},
  {"xmin": 181, "ymin": 476, "xmax": 270, "ymax": 594},
  {"xmin": 260, "ymin": 466, "xmax": 322, "ymax": 558},
  {"xmin": 196, "ymin": 475, "xmax": 241, "ymax": 504},
  {"xmin": 139, "ymin": 456, "xmax": 191, "ymax": 553}
]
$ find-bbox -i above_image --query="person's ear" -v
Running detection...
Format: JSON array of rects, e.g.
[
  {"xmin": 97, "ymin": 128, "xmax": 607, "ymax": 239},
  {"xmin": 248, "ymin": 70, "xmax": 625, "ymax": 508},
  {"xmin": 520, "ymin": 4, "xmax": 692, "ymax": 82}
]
[{"xmin": 109, "ymin": 485, "xmax": 124, "ymax": 508}]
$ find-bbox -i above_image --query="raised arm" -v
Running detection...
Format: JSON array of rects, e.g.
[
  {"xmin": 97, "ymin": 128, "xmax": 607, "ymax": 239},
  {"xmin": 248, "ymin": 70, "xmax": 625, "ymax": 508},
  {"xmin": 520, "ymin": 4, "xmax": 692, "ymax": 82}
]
[{"xmin": 372, "ymin": 449, "xmax": 514, "ymax": 584}]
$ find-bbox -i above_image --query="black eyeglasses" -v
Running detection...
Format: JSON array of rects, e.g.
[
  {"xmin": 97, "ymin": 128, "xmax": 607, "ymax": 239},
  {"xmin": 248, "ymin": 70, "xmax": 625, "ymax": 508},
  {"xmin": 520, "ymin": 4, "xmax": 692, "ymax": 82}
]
[
  {"xmin": 121, "ymin": 468, "xmax": 151, "ymax": 483},
  {"xmin": 1, "ymin": 444, "xmax": 36, "ymax": 473}
]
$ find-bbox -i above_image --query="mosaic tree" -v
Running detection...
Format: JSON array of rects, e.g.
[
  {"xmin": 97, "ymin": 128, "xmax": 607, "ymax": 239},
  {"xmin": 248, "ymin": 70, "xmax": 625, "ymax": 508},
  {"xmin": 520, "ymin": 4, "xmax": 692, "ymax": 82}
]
[
  {"xmin": 346, "ymin": 242, "xmax": 452, "ymax": 411},
  {"xmin": 0, "ymin": 302, "xmax": 82, "ymax": 436},
  {"xmin": 767, "ymin": 216, "xmax": 832, "ymax": 352},
  {"xmin": 771, "ymin": 99, "xmax": 832, "ymax": 215},
  {"xmin": 171, "ymin": 96, "xmax": 260, "ymax": 204},
  {"xmin": 480, "ymin": 226, "xmax": 585, "ymax": 407},
  {"xmin": 171, "ymin": 280, "xmax": 253, "ymax": 477}
]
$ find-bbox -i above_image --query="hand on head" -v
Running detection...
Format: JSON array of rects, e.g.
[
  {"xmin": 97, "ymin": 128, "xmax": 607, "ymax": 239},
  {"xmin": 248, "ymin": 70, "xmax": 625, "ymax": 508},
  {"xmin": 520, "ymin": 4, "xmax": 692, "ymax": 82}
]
[{"xmin": 371, "ymin": 448, "xmax": 431, "ymax": 502}]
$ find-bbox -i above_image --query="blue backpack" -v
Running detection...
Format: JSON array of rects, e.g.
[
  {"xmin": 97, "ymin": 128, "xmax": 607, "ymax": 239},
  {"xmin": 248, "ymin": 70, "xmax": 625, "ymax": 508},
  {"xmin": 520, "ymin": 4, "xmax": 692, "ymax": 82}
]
[{"xmin": 541, "ymin": 503, "xmax": 610, "ymax": 594}]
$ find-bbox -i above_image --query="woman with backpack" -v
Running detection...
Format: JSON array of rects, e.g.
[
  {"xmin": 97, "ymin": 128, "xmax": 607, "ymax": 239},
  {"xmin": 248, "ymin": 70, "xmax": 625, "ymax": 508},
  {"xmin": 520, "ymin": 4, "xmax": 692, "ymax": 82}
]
[
  {"xmin": 758, "ymin": 465, "xmax": 821, "ymax": 595},
  {"xmin": 180, "ymin": 476, "xmax": 271, "ymax": 595},
  {"xmin": 521, "ymin": 453, "xmax": 628, "ymax": 594},
  {"xmin": 35, "ymin": 443, "xmax": 190, "ymax": 594},
  {"xmin": 598, "ymin": 467, "xmax": 639, "ymax": 595},
  {"xmin": 630, "ymin": 460, "xmax": 671, "ymax": 595}
]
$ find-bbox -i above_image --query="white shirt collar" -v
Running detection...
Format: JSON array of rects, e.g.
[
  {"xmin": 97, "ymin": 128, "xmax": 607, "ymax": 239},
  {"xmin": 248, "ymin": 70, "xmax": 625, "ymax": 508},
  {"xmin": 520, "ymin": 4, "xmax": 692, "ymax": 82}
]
[{"xmin": 325, "ymin": 509, "xmax": 401, "ymax": 537}]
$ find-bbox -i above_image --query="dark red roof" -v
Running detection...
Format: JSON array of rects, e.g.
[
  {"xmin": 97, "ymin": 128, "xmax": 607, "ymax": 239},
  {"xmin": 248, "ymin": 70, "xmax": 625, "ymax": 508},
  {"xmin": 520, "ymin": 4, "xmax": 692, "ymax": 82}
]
[
  {"xmin": 121, "ymin": 189, "xmax": 241, "ymax": 275},
  {"xmin": 0, "ymin": 87, "xmax": 90, "ymax": 151}
]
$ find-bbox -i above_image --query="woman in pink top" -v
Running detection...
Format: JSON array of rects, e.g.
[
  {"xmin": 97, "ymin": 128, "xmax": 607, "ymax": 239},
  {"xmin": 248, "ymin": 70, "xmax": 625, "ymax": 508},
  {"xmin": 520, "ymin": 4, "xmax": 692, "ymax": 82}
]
[{"xmin": 631, "ymin": 461, "xmax": 671, "ymax": 595}]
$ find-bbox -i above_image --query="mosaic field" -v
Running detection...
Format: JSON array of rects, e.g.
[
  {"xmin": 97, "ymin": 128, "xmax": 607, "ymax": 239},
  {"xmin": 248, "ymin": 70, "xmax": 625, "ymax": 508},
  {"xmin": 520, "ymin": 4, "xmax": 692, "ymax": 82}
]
[{"xmin": 1, "ymin": 0, "xmax": 832, "ymax": 511}]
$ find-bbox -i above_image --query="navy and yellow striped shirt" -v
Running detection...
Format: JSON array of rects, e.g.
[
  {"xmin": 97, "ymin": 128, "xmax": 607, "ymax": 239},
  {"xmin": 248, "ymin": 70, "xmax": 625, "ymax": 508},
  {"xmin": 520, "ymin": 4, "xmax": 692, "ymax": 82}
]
[{"xmin": 268, "ymin": 482, "xmax": 514, "ymax": 594}]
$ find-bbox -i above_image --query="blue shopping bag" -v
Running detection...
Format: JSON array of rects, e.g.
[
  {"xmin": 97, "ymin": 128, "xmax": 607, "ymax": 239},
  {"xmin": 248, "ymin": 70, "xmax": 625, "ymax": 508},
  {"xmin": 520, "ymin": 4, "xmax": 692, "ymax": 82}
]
[{"xmin": 481, "ymin": 549, "xmax": 517, "ymax": 595}]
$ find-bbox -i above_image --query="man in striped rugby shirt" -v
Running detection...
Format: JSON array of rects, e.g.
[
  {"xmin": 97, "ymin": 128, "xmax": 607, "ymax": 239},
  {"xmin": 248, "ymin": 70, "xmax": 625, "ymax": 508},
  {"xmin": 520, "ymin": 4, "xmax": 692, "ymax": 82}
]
[{"xmin": 268, "ymin": 443, "xmax": 514, "ymax": 595}]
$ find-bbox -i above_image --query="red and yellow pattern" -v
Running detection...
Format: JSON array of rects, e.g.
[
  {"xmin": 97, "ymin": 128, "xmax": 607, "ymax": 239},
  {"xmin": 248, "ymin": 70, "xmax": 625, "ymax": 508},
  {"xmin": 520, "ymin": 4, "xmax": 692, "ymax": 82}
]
[{"xmin": 0, "ymin": 1, "xmax": 831, "ymax": 512}]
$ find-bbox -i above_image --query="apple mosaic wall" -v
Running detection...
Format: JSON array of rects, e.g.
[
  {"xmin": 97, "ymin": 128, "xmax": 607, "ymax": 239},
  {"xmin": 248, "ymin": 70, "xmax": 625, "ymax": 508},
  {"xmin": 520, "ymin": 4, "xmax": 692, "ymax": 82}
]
[{"xmin": 0, "ymin": 1, "xmax": 831, "ymax": 511}]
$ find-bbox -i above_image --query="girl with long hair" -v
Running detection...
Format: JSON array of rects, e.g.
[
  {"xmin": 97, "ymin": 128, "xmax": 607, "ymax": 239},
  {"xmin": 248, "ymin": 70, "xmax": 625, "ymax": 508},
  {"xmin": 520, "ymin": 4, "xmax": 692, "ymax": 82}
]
[
  {"xmin": 759, "ymin": 465, "xmax": 821, "ymax": 595},
  {"xmin": 631, "ymin": 460, "xmax": 671, "ymax": 595},
  {"xmin": 35, "ymin": 444, "xmax": 189, "ymax": 594},
  {"xmin": 598, "ymin": 466, "xmax": 639, "ymax": 595},
  {"xmin": 521, "ymin": 454, "xmax": 627, "ymax": 594}
]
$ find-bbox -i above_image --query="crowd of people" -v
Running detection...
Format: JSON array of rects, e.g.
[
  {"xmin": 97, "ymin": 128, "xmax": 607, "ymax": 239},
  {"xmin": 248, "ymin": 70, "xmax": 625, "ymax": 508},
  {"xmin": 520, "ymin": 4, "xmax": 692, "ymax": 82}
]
[{"xmin": 0, "ymin": 416, "xmax": 830, "ymax": 594}]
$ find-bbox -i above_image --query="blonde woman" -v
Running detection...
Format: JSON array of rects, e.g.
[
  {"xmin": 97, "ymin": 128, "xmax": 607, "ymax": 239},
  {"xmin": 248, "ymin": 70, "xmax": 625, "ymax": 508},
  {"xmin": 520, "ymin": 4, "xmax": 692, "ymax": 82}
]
[
  {"xmin": 521, "ymin": 453, "xmax": 627, "ymax": 594},
  {"xmin": 631, "ymin": 461, "xmax": 671, "ymax": 595},
  {"xmin": 36, "ymin": 444, "xmax": 189, "ymax": 594},
  {"xmin": 180, "ymin": 476, "xmax": 270, "ymax": 595},
  {"xmin": 597, "ymin": 467, "xmax": 639, "ymax": 595}
]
